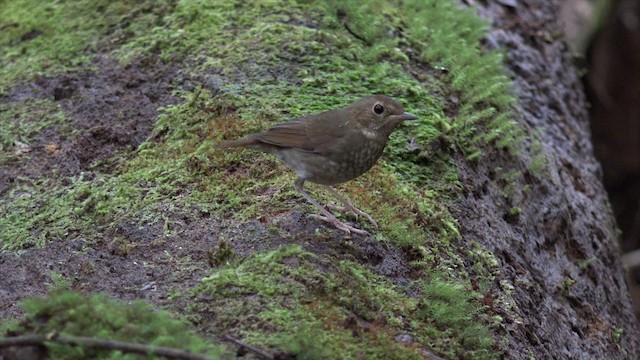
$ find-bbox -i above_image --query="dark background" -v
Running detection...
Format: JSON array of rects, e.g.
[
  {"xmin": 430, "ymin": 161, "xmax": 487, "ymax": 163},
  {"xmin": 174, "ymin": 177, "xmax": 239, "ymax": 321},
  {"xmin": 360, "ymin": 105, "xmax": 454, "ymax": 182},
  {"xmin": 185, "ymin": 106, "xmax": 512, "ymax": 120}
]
[{"xmin": 577, "ymin": 0, "xmax": 640, "ymax": 316}]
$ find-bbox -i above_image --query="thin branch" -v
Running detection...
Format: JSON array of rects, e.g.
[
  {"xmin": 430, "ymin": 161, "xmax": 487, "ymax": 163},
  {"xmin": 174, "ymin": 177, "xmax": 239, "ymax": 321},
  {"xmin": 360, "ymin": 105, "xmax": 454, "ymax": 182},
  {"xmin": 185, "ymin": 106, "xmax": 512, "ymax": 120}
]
[
  {"xmin": 0, "ymin": 333, "xmax": 214, "ymax": 360},
  {"xmin": 224, "ymin": 335, "xmax": 273, "ymax": 360},
  {"xmin": 343, "ymin": 22, "xmax": 368, "ymax": 44}
]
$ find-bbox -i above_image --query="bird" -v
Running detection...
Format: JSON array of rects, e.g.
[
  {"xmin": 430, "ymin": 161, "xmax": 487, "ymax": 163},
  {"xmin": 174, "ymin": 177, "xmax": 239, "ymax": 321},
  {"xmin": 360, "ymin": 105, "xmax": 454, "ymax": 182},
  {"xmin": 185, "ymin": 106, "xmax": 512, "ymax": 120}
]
[{"xmin": 217, "ymin": 95, "xmax": 417, "ymax": 234}]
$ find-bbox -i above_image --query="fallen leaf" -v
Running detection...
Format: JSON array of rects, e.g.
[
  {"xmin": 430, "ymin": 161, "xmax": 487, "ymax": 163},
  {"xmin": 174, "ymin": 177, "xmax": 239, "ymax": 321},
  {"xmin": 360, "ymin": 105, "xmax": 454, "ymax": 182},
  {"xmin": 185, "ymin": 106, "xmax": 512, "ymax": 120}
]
[{"xmin": 45, "ymin": 143, "xmax": 60, "ymax": 154}]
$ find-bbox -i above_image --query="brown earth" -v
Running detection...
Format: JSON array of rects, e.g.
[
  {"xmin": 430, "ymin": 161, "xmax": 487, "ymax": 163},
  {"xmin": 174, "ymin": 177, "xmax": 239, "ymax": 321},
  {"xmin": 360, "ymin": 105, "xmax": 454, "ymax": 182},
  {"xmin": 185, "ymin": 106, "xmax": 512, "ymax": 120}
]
[
  {"xmin": 0, "ymin": 55, "xmax": 180, "ymax": 195},
  {"xmin": 0, "ymin": 54, "xmax": 191, "ymax": 316}
]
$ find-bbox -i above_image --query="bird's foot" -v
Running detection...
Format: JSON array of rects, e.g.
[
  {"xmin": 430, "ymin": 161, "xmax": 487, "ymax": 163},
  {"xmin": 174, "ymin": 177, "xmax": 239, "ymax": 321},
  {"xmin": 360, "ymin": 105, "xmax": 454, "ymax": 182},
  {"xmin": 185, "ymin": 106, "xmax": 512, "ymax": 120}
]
[
  {"xmin": 326, "ymin": 204, "xmax": 378, "ymax": 229},
  {"xmin": 307, "ymin": 214, "xmax": 369, "ymax": 235}
]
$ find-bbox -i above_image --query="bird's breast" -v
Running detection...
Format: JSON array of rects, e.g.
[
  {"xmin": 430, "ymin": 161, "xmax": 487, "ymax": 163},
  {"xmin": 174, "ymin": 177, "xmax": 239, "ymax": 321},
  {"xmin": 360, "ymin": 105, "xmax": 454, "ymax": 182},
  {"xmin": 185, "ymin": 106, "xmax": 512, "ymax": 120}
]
[
  {"xmin": 331, "ymin": 138, "xmax": 386, "ymax": 179},
  {"xmin": 273, "ymin": 138, "xmax": 387, "ymax": 185},
  {"xmin": 361, "ymin": 127, "xmax": 380, "ymax": 140}
]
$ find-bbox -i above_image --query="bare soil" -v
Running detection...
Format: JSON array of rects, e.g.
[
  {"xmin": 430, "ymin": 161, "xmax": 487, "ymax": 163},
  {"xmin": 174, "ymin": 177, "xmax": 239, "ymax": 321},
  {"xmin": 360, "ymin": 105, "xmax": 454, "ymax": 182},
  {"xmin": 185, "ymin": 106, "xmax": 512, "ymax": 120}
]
[{"xmin": 0, "ymin": 54, "xmax": 188, "ymax": 317}]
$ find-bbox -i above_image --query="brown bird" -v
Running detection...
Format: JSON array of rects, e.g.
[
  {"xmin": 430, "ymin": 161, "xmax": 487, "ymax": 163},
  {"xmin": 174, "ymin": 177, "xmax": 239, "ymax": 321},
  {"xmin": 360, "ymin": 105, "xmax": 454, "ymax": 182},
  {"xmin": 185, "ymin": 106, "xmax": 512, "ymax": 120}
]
[{"xmin": 218, "ymin": 95, "xmax": 417, "ymax": 234}]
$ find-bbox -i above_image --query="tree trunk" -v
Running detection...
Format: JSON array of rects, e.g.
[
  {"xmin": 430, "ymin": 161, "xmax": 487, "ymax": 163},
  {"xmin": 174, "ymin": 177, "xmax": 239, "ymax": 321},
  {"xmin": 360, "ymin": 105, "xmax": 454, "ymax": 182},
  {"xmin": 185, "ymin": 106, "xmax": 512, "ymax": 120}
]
[{"xmin": 468, "ymin": 1, "xmax": 640, "ymax": 358}]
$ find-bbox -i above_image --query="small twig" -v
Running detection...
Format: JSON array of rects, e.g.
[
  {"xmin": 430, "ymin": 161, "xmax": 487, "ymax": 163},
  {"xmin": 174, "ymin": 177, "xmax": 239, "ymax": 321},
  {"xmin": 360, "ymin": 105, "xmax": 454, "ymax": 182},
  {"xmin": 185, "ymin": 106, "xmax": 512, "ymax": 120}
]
[
  {"xmin": 0, "ymin": 333, "xmax": 214, "ymax": 360},
  {"xmin": 224, "ymin": 335, "xmax": 273, "ymax": 360},
  {"xmin": 342, "ymin": 22, "xmax": 368, "ymax": 44},
  {"xmin": 0, "ymin": 23, "xmax": 19, "ymax": 31}
]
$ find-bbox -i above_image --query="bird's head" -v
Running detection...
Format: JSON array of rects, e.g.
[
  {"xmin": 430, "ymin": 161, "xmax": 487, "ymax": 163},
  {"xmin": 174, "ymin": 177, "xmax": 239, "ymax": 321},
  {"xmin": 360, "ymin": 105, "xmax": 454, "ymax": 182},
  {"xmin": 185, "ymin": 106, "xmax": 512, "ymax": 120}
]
[{"xmin": 350, "ymin": 95, "xmax": 417, "ymax": 139}]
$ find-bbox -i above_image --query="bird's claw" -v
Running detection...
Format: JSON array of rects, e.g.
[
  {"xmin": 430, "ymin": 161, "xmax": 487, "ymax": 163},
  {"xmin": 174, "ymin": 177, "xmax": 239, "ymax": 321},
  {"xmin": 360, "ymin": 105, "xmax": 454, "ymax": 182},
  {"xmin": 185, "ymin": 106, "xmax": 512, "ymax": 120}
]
[
  {"xmin": 326, "ymin": 204, "xmax": 378, "ymax": 229},
  {"xmin": 307, "ymin": 214, "xmax": 370, "ymax": 235}
]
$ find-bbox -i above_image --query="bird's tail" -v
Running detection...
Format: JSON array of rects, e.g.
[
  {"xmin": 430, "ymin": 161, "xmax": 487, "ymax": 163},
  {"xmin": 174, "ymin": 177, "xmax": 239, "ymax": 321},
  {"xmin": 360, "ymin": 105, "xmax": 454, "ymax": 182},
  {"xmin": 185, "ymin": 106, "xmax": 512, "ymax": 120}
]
[{"xmin": 216, "ymin": 137, "xmax": 257, "ymax": 148}]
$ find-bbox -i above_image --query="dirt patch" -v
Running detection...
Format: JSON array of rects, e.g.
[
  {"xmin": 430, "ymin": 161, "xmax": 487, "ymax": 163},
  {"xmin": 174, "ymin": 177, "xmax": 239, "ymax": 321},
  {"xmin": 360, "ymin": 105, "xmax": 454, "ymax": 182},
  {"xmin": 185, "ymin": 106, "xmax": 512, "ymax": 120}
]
[
  {"xmin": 0, "ymin": 55, "xmax": 181, "ymax": 195},
  {"xmin": 0, "ymin": 220, "xmax": 217, "ymax": 319},
  {"xmin": 0, "ymin": 208, "xmax": 415, "ymax": 320},
  {"xmin": 0, "ymin": 54, "xmax": 189, "ymax": 317}
]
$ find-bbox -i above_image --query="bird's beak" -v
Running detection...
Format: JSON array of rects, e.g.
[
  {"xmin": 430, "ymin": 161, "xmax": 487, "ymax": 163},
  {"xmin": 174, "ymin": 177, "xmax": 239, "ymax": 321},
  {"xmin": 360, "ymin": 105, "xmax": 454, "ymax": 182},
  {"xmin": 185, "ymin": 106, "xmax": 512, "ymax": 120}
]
[{"xmin": 394, "ymin": 112, "xmax": 418, "ymax": 121}]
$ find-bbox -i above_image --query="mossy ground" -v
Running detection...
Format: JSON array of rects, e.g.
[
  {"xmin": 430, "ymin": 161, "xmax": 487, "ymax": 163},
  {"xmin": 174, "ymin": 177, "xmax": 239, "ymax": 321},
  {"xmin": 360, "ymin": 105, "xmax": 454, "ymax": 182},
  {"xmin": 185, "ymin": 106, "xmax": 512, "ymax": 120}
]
[
  {"xmin": 0, "ymin": 1, "xmax": 175, "ymax": 92},
  {"xmin": 0, "ymin": 99, "xmax": 70, "ymax": 165},
  {"xmin": 0, "ymin": 0, "xmax": 535, "ymax": 358},
  {"xmin": 1, "ymin": 290, "xmax": 229, "ymax": 359},
  {"xmin": 194, "ymin": 245, "xmax": 496, "ymax": 359}
]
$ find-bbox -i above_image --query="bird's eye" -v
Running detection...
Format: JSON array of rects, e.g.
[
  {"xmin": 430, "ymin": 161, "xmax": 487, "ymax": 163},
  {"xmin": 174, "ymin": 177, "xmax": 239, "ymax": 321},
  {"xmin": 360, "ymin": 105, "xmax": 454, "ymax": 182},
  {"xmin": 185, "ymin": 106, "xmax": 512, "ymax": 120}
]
[{"xmin": 373, "ymin": 104, "xmax": 384, "ymax": 115}]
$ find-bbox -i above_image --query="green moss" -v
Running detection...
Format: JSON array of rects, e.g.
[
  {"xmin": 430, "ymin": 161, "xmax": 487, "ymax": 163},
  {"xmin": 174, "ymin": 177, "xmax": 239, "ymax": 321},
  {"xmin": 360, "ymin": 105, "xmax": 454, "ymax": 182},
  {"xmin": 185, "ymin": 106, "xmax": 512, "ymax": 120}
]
[
  {"xmin": 2, "ymin": 290, "xmax": 227, "ymax": 359},
  {"xmin": 46, "ymin": 272, "xmax": 73, "ymax": 291},
  {"xmin": 576, "ymin": 257, "xmax": 595, "ymax": 269},
  {"xmin": 0, "ymin": 89, "xmax": 275, "ymax": 249},
  {"xmin": 0, "ymin": 0, "xmax": 174, "ymax": 91},
  {"xmin": 207, "ymin": 239, "xmax": 236, "ymax": 267},
  {"xmin": 194, "ymin": 245, "xmax": 494, "ymax": 359},
  {"xmin": 0, "ymin": 99, "xmax": 70, "ymax": 165},
  {"xmin": 613, "ymin": 327, "xmax": 624, "ymax": 344},
  {"xmin": 558, "ymin": 277, "xmax": 576, "ymax": 296},
  {"xmin": 0, "ymin": 182, "xmax": 76, "ymax": 250},
  {"xmin": 418, "ymin": 277, "xmax": 495, "ymax": 359},
  {"xmin": 508, "ymin": 207, "xmax": 522, "ymax": 216},
  {"xmin": 0, "ymin": 318, "xmax": 20, "ymax": 337}
]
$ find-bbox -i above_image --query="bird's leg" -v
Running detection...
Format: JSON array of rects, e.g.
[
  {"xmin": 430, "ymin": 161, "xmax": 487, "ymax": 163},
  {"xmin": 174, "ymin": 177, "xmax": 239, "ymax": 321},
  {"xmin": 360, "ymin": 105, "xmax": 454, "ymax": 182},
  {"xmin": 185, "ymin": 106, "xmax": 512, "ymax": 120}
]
[
  {"xmin": 294, "ymin": 178, "xmax": 368, "ymax": 235},
  {"xmin": 323, "ymin": 186, "xmax": 378, "ymax": 229}
]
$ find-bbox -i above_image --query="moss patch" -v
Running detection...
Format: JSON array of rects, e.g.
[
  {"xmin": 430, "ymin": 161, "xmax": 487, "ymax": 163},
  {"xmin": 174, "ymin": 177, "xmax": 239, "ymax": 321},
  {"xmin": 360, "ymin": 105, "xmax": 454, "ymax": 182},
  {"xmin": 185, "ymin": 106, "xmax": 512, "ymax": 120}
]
[
  {"xmin": 1, "ymin": 290, "xmax": 228, "ymax": 359},
  {"xmin": 194, "ymin": 245, "xmax": 495, "ymax": 359},
  {"xmin": 0, "ymin": 99, "xmax": 70, "ymax": 165},
  {"xmin": 0, "ymin": 0, "xmax": 180, "ymax": 91}
]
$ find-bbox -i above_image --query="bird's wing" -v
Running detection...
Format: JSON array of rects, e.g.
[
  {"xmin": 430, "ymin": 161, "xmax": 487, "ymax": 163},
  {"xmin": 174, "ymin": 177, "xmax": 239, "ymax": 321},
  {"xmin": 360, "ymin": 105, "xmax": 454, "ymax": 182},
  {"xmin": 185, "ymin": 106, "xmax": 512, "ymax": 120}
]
[
  {"xmin": 253, "ymin": 119, "xmax": 310, "ymax": 150},
  {"xmin": 253, "ymin": 113, "xmax": 346, "ymax": 154}
]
